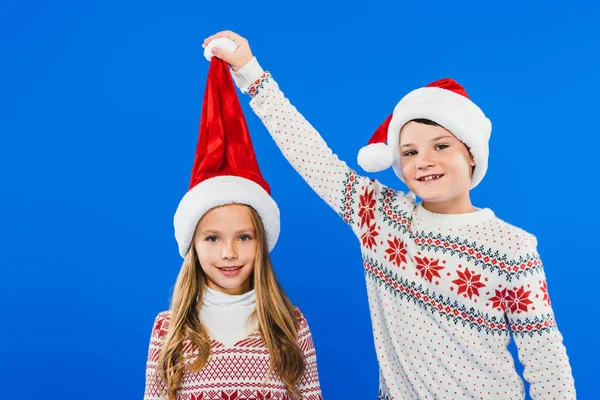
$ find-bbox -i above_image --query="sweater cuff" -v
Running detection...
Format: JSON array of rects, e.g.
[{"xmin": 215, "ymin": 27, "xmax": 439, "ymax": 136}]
[{"xmin": 231, "ymin": 57, "xmax": 265, "ymax": 93}]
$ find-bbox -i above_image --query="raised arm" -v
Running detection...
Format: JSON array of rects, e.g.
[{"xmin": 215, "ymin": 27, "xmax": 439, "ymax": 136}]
[{"xmin": 204, "ymin": 31, "xmax": 413, "ymax": 235}]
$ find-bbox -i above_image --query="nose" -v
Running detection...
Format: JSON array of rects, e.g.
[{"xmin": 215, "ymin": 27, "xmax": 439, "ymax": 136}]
[
  {"xmin": 220, "ymin": 240, "xmax": 238, "ymax": 261},
  {"xmin": 416, "ymin": 151, "xmax": 436, "ymax": 170}
]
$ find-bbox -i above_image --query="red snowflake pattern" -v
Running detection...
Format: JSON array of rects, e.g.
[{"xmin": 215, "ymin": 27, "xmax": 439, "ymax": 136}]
[
  {"xmin": 414, "ymin": 256, "xmax": 444, "ymax": 283},
  {"xmin": 385, "ymin": 236, "xmax": 407, "ymax": 267},
  {"xmin": 452, "ymin": 267, "xmax": 486, "ymax": 300},
  {"xmin": 540, "ymin": 280, "xmax": 551, "ymax": 306},
  {"xmin": 505, "ymin": 286, "xmax": 534, "ymax": 314},
  {"xmin": 489, "ymin": 288, "xmax": 508, "ymax": 312},
  {"xmin": 220, "ymin": 391, "xmax": 238, "ymax": 400},
  {"xmin": 358, "ymin": 187, "xmax": 376, "ymax": 228},
  {"xmin": 154, "ymin": 316, "xmax": 168, "ymax": 339},
  {"xmin": 257, "ymin": 391, "xmax": 276, "ymax": 400},
  {"xmin": 361, "ymin": 223, "xmax": 379, "ymax": 250}
]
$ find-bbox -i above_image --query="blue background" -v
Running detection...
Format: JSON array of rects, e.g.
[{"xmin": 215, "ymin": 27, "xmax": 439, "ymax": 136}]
[{"xmin": 1, "ymin": 0, "xmax": 598, "ymax": 399}]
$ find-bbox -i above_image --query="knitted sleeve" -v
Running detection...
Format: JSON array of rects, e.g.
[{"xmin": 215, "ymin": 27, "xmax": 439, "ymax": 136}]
[
  {"xmin": 506, "ymin": 235, "xmax": 576, "ymax": 399},
  {"xmin": 144, "ymin": 312, "xmax": 170, "ymax": 400},
  {"xmin": 231, "ymin": 58, "xmax": 413, "ymax": 237},
  {"xmin": 294, "ymin": 308, "xmax": 323, "ymax": 399}
]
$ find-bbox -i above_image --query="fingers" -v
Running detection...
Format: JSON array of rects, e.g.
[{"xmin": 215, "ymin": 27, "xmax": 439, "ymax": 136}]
[
  {"xmin": 210, "ymin": 46, "xmax": 235, "ymax": 64},
  {"xmin": 214, "ymin": 30, "xmax": 244, "ymax": 42},
  {"xmin": 203, "ymin": 30, "xmax": 247, "ymax": 48}
]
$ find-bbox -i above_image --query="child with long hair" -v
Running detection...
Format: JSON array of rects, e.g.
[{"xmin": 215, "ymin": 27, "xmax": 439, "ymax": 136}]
[
  {"xmin": 203, "ymin": 31, "xmax": 576, "ymax": 399},
  {"xmin": 143, "ymin": 49, "xmax": 322, "ymax": 400}
]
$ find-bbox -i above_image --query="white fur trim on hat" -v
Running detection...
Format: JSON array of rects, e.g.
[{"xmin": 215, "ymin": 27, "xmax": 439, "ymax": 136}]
[
  {"xmin": 387, "ymin": 87, "xmax": 492, "ymax": 189},
  {"xmin": 174, "ymin": 176, "xmax": 280, "ymax": 258},
  {"xmin": 203, "ymin": 37, "xmax": 238, "ymax": 61},
  {"xmin": 357, "ymin": 142, "xmax": 394, "ymax": 172}
]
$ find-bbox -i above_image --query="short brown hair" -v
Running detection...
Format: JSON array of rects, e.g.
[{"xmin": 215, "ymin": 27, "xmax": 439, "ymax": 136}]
[{"xmin": 411, "ymin": 118, "xmax": 440, "ymax": 127}]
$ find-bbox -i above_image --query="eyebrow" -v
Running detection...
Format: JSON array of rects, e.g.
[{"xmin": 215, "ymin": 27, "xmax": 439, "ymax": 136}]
[{"xmin": 400, "ymin": 135, "xmax": 454, "ymax": 149}]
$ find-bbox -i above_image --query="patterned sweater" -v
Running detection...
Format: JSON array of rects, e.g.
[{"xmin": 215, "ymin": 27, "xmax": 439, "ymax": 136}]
[
  {"xmin": 231, "ymin": 58, "xmax": 576, "ymax": 400},
  {"xmin": 144, "ymin": 308, "xmax": 322, "ymax": 400}
]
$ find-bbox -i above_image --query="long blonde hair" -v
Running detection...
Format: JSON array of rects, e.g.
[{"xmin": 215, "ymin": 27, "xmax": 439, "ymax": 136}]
[{"xmin": 157, "ymin": 205, "xmax": 304, "ymax": 399}]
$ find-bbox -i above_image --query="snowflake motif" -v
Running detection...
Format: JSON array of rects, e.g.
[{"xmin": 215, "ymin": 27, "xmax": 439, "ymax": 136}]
[
  {"xmin": 257, "ymin": 391, "xmax": 275, "ymax": 400},
  {"xmin": 358, "ymin": 187, "xmax": 376, "ymax": 228},
  {"xmin": 154, "ymin": 317, "xmax": 167, "ymax": 338},
  {"xmin": 221, "ymin": 391, "xmax": 239, "ymax": 400},
  {"xmin": 385, "ymin": 236, "xmax": 408, "ymax": 267},
  {"xmin": 452, "ymin": 267, "xmax": 486, "ymax": 299},
  {"xmin": 540, "ymin": 280, "xmax": 551, "ymax": 306},
  {"xmin": 489, "ymin": 288, "xmax": 508, "ymax": 311},
  {"xmin": 361, "ymin": 223, "xmax": 379, "ymax": 250},
  {"xmin": 414, "ymin": 256, "xmax": 444, "ymax": 283},
  {"xmin": 505, "ymin": 286, "xmax": 534, "ymax": 314}
]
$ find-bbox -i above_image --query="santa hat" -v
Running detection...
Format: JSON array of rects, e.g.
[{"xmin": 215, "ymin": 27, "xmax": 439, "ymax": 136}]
[
  {"xmin": 357, "ymin": 78, "xmax": 492, "ymax": 189},
  {"xmin": 173, "ymin": 51, "xmax": 280, "ymax": 258}
]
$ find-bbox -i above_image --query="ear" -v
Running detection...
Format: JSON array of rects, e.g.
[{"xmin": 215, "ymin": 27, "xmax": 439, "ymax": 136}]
[
  {"xmin": 468, "ymin": 153, "xmax": 476, "ymax": 176},
  {"xmin": 467, "ymin": 150, "xmax": 476, "ymax": 167}
]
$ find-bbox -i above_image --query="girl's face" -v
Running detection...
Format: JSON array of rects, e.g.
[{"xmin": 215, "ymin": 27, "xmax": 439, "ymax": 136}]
[
  {"xmin": 399, "ymin": 121, "xmax": 475, "ymax": 212},
  {"xmin": 193, "ymin": 204, "xmax": 257, "ymax": 295}
]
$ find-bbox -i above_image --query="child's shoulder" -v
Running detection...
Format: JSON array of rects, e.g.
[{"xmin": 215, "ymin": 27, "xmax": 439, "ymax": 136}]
[
  {"xmin": 150, "ymin": 310, "xmax": 171, "ymax": 339},
  {"xmin": 292, "ymin": 305, "xmax": 305, "ymax": 320},
  {"xmin": 154, "ymin": 310, "xmax": 171, "ymax": 321},
  {"xmin": 487, "ymin": 211, "xmax": 538, "ymax": 248},
  {"xmin": 292, "ymin": 306, "xmax": 310, "ymax": 330},
  {"xmin": 292, "ymin": 306, "xmax": 317, "ymax": 343}
]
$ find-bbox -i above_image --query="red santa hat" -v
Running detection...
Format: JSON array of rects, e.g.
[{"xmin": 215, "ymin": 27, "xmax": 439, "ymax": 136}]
[
  {"xmin": 173, "ymin": 53, "xmax": 280, "ymax": 258},
  {"xmin": 357, "ymin": 78, "xmax": 492, "ymax": 188}
]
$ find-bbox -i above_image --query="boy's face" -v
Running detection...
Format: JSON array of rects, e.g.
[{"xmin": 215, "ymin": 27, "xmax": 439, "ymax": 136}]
[{"xmin": 399, "ymin": 121, "xmax": 475, "ymax": 208}]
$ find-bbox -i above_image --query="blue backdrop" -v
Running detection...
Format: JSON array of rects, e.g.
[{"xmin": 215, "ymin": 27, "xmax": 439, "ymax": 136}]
[{"xmin": 1, "ymin": 1, "xmax": 597, "ymax": 399}]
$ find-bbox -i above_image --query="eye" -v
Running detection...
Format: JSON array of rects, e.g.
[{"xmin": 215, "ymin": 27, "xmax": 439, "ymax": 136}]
[
  {"xmin": 403, "ymin": 150, "xmax": 417, "ymax": 157},
  {"xmin": 205, "ymin": 235, "xmax": 219, "ymax": 243},
  {"xmin": 239, "ymin": 234, "xmax": 253, "ymax": 242},
  {"xmin": 435, "ymin": 144, "xmax": 449, "ymax": 151}
]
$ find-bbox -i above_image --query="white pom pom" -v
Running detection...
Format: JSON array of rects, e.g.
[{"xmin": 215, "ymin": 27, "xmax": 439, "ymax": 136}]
[
  {"xmin": 357, "ymin": 142, "xmax": 393, "ymax": 172},
  {"xmin": 204, "ymin": 37, "xmax": 238, "ymax": 61}
]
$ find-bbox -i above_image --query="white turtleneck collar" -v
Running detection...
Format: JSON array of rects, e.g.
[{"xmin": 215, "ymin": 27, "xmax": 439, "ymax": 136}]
[
  {"xmin": 203, "ymin": 286, "xmax": 256, "ymax": 308},
  {"xmin": 414, "ymin": 202, "xmax": 495, "ymax": 228},
  {"xmin": 200, "ymin": 287, "xmax": 258, "ymax": 347}
]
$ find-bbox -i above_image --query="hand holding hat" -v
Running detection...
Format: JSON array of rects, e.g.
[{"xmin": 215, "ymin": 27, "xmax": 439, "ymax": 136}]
[{"xmin": 203, "ymin": 31, "xmax": 254, "ymax": 72}]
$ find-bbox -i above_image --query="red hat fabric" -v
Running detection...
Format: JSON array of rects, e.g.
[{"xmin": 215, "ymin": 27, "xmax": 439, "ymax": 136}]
[
  {"xmin": 188, "ymin": 57, "xmax": 271, "ymax": 193},
  {"xmin": 174, "ymin": 57, "xmax": 280, "ymax": 258}
]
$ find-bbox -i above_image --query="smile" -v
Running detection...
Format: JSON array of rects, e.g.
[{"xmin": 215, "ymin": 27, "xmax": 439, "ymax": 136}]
[
  {"xmin": 216, "ymin": 265, "xmax": 244, "ymax": 277},
  {"xmin": 216, "ymin": 266, "xmax": 243, "ymax": 271},
  {"xmin": 417, "ymin": 174, "xmax": 444, "ymax": 182}
]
